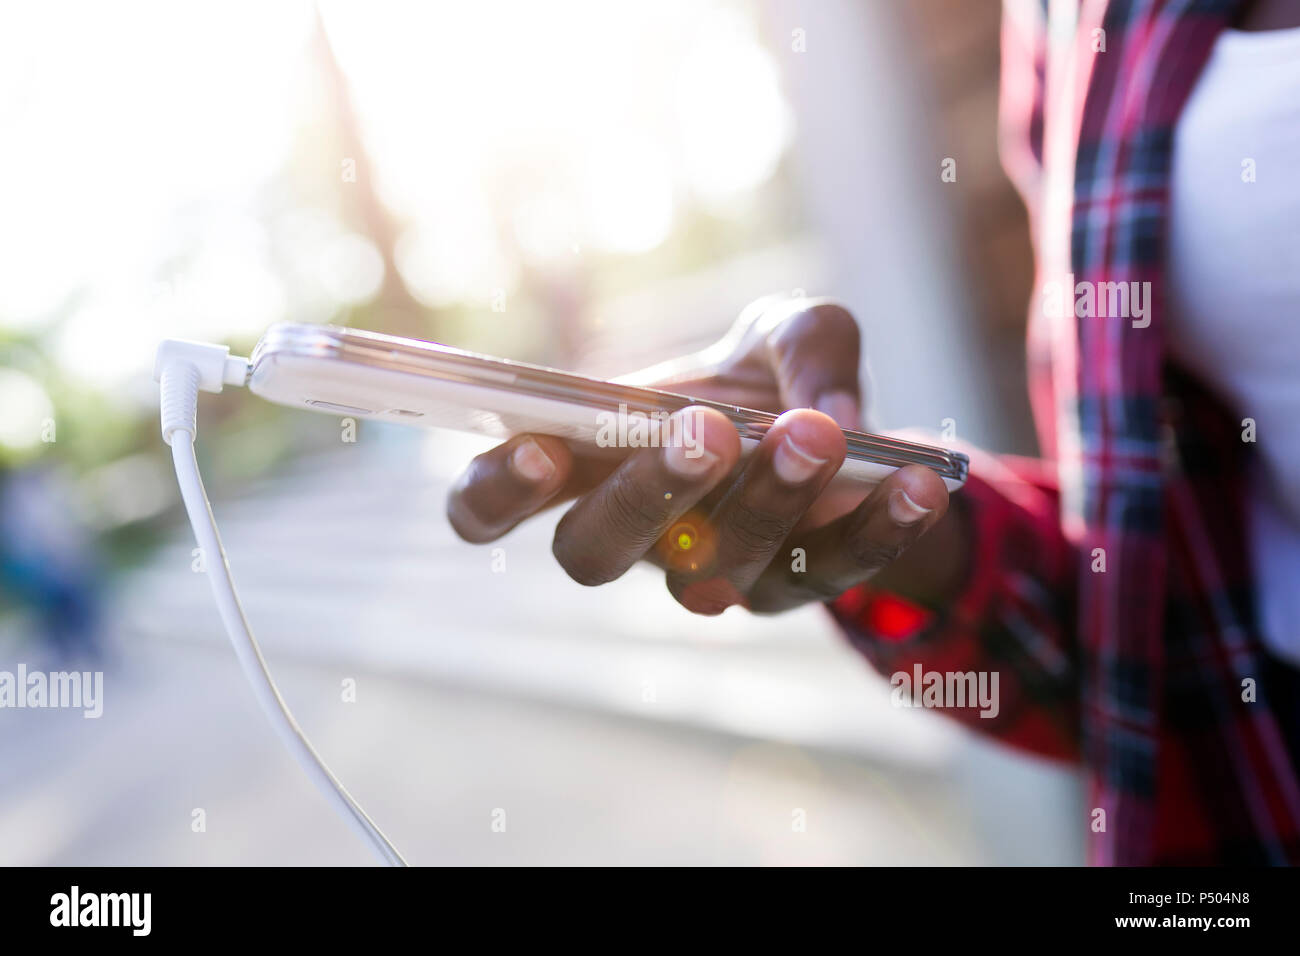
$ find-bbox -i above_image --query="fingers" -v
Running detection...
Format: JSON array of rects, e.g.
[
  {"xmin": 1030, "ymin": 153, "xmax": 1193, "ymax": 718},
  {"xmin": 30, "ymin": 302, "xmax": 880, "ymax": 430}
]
[
  {"xmin": 551, "ymin": 407, "xmax": 741, "ymax": 586},
  {"xmin": 666, "ymin": 408, "xmax": 846, "ymax": 614},
  {"xmin": 746, "ymin": 464, "xmax": 950, "ymax": 613},
  {"xmin": 446, "ymin": 434, "xmax": 574, "ymax": 543},
  {"xmin": 765, "ymin": 300, "xmax": 863, "ymax": 428}
]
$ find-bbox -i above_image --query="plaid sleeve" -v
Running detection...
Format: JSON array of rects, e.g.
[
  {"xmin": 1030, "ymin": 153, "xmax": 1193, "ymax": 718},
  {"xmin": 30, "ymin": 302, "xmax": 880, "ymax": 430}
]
[{"xmin": 829, "ymin": 450, "xmax": 1081, "ymax": 760}]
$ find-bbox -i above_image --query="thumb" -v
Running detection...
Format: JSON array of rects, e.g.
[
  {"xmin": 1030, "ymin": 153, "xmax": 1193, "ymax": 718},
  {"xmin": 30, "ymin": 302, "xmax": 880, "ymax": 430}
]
[{"xmin": 764, "ymin": 299, "xmax": 863, "ymax": 428}]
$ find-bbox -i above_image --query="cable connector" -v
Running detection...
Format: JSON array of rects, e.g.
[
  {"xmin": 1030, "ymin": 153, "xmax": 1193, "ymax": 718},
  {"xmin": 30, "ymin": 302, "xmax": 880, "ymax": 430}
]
[
  {"xmin": 155, "ymin": 335, "xmax": 406, "ymax": 865},
  {"xmin": 153, "ymin": 339, "xmax": 250, "ymax": 445}
]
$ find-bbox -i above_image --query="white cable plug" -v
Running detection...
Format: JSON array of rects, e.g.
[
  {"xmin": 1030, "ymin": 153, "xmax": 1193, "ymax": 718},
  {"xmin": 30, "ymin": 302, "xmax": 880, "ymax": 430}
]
[{"xmin": 156, "ymin": 339, "xmax": 407, "ymax": 867}]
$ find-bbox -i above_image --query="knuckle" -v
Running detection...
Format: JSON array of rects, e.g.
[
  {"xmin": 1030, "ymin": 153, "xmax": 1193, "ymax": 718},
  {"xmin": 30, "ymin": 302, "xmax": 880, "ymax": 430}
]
[
  {"xmin": 746, "ymin": 588, "xmax": 811, "ymax": 614},
  {"xmin": 794, "ymin": 575, "xmax": 853, "ymax": 603},
  {"xmin": 788, "ymin": 301, "xmax": 859, "ymax": 346},
  {"xmin": 736, "ymin": 295, "xmax": 780, "ymax": 332},
  {"xmin": 743, "ymin": 592, "xmax": 784, "ymax": 614},
  {"xmin": 600, "ymin": 472, "xmax": 668, "ymax": 544},
  {"xmin": 845, "ymin": 535, "xmax": 906, "ymax": 573},
  {"xmin": 747, "ymin": 565, "xmax": 852, "ymax": 613},
  {"xmin": 726, "ymin": 500, "xmax": 794, "ymax": 558}
]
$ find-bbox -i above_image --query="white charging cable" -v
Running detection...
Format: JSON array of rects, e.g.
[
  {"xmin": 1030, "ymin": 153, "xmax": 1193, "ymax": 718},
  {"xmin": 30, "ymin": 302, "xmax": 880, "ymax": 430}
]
[{"xmin": 155, "ymin": 339, "xmax": 407, "ymax": 866}]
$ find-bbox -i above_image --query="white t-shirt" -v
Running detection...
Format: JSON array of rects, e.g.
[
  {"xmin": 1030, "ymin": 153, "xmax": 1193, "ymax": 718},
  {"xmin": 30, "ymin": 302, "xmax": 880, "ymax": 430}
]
[{"xmin": 1167, "ymin": 26, "xmax": 1300, "ymax": 665}]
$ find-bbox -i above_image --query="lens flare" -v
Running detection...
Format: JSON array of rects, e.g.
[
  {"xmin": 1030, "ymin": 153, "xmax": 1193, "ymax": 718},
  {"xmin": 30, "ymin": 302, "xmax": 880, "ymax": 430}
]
[{"xmin": 658, "ymin": 512, "xmax": 716, "ymax": 574}]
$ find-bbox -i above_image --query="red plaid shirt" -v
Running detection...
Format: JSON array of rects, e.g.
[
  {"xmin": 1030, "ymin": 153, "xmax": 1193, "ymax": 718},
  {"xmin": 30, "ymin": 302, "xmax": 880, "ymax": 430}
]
[{"xmin": 831, "ymin": 0, "xmax": 1300, "ymax": 865}]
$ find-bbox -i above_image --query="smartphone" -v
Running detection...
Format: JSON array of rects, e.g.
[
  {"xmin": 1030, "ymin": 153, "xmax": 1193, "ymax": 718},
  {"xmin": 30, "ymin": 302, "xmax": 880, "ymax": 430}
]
[{"xmin": 248, "ymin": 323, "xmax": 969, "ymax": 491}]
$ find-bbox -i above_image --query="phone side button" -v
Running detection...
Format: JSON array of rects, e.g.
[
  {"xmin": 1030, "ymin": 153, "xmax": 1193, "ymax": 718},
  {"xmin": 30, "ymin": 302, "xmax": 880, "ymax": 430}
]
[{"xmin": 306, "ymin": 399, "xmax": 373, "ymax": 415}]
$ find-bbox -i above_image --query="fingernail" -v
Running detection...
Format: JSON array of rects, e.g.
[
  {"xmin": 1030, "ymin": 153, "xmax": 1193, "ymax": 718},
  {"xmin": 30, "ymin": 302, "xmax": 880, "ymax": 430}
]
[
  {"xmin": 773, "ymin": 435, "xmax": 828, "ymax": 484},
  {"xmin": 888, "ymin": 489, "xmax": 931, "ymax": 526},
  {"xmin": 510, "ymin": 438, "xmax": 556, "ymax": 483},
  {"xmin": 814, "ymin": 390, "xmax": 860, "ymax": 429},
  {"xmin": 665, "ymin": 441, "xmax": 719, "ymax": 478}
]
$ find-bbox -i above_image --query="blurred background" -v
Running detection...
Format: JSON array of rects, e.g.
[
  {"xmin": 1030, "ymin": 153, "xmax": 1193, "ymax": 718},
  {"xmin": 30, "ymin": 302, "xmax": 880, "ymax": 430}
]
[{"xmin": 0, "ymin": 0, "xmax": 1082, "ymax": 864}]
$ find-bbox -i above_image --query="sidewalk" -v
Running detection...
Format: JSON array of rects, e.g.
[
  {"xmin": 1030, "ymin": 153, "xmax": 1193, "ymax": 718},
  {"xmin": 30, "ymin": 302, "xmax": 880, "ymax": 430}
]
[{"xmin": 0, "ymin": 425, "xmax": 1083, "ymax": 864}]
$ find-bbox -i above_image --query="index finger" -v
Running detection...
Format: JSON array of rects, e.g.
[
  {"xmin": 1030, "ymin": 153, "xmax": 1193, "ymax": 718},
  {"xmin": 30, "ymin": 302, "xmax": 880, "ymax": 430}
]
[{"xmin": 446, "ymin": 434, "xmax": 576, "ymax": 543}]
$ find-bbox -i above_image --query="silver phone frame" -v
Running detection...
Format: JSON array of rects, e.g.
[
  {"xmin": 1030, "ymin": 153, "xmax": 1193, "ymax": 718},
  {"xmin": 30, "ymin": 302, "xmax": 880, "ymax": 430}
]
[{"xmin": 251, "ymin": 323, "xmax": 969, "ymax": 485}]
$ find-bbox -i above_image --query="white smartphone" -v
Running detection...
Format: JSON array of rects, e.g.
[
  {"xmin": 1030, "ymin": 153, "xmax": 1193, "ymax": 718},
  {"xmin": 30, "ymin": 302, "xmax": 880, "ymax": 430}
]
[{"xmin": 247, "ymin": 323, "xmax": 969, "ymax": 491}]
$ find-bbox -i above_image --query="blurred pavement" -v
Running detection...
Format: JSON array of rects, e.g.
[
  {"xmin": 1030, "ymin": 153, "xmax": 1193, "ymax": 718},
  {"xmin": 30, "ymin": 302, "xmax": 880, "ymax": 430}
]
[{"xmin": 0, "ymin": 424, "xmax": 1083, "ymax": 865}]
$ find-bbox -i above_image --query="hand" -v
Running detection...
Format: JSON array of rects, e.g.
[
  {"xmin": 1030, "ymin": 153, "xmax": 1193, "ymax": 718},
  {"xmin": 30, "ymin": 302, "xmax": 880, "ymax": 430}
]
[{"xmin": 446, "ymin": 296, "xmax": 952, "ymax": 614}]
